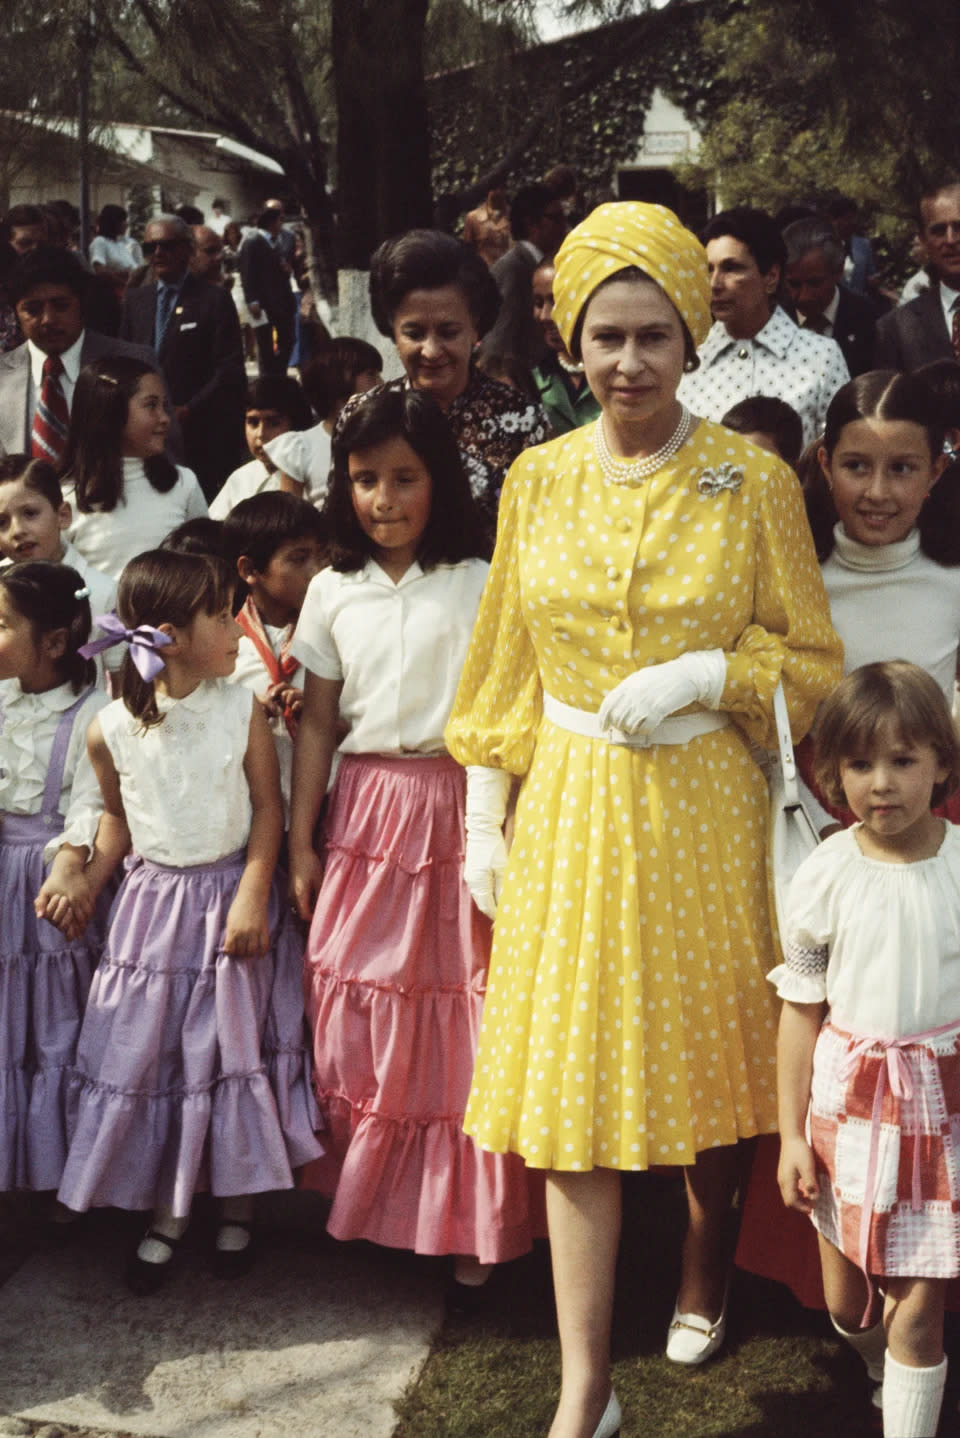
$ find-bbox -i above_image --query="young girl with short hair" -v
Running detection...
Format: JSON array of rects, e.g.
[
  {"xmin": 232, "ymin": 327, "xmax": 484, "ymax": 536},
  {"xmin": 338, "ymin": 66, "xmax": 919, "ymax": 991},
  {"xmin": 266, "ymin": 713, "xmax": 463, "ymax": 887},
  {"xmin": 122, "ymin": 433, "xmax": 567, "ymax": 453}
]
[
  {"xmin": 0, "ymin": 562, "xmax": 108, "ymax": 1192},
  {"xmin": 45, "ymin": 549, "xmax": 321, "ymax": 1289},
  {"xmin": 288, "ymin": 386, "xmax": 537, "ymax": 1289},
  {"xmin": 775, "ymin": 660, "xmax": 960, "ymax": 1437},
  {"xmin": 59, "ymin": 355, "xmax": 207, "ymax": 580}
]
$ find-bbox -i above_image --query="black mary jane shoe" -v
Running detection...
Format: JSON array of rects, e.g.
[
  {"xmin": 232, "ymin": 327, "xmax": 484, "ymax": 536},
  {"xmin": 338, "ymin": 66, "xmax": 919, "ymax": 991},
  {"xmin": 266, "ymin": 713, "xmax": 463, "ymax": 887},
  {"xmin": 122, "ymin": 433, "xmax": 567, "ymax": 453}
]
[
  {"xmin": 125, "ymin": 1227, "xmax": 183, "ymax": 1296},
  {"xmin": 211, "ymin": 1219, "xmax": 256, "ymax": 1280}
]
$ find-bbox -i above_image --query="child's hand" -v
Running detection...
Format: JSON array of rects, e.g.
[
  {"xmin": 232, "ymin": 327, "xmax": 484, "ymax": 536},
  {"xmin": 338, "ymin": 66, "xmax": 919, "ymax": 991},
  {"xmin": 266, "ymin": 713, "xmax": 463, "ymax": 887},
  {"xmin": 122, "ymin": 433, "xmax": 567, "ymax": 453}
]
[
  {"xmin": 223, "ymin": 893, "xmax": 270, "ymax": 957},
  {"xmin": 269, "ymin": 682, "xmax": 303, "ymax": 718},
  {"xmin": 777, "ymin": 1136, "xmax": 820, "ymax": 1213},
  {"xmin": 35, "ymin": 864, "xmax": 94, "ymax": 937},
  {"xmin": 289, "ymin": 845, "xmax": 324, "ymax": 921}
]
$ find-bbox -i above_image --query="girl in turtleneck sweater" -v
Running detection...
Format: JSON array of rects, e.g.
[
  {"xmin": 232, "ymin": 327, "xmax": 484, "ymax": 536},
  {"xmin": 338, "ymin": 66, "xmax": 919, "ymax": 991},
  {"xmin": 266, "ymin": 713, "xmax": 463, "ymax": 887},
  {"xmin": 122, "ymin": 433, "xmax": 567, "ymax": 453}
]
[
  {"xmin": 59, "ymin": 355, "xmax": 207, "ymax": 582},
  {"xmin": 799, "ymin": 368, "xmax": 960, "ymax": 825},
  {"xmin": 736, "ymin": 368, "xmax": 960, "ymax": 1400}
]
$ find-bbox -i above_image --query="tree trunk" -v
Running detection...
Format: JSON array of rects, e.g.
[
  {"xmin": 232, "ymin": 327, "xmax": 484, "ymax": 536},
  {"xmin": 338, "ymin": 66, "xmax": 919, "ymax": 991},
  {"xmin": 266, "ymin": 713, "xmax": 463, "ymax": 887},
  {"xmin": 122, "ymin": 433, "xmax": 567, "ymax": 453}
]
[{"xmin": 332, "ymin": 0, "xmax": 433, "ymax": 270}]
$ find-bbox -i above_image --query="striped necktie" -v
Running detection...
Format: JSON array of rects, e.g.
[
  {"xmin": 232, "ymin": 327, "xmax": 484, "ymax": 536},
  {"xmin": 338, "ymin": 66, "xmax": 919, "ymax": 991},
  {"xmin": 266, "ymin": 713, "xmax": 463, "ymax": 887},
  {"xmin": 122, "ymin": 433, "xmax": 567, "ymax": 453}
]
[
  {"xmin": 30, "ymin": 355, "xmax": 70, "ymax": 464},
  {"xmin": 156, "ymin": 284, "xmax": 177, "ymax": 351},
  {"xmin": 952, "ymin": 299, "xmax": 960, "ymax": 360}
]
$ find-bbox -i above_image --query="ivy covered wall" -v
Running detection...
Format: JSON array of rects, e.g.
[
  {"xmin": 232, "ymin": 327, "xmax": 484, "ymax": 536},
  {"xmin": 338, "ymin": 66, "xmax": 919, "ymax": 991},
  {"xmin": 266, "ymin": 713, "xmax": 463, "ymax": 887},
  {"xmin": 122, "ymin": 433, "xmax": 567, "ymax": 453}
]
[{"xmin": 427, "ymin": 0, "xmax": 733, "ymax": 210}]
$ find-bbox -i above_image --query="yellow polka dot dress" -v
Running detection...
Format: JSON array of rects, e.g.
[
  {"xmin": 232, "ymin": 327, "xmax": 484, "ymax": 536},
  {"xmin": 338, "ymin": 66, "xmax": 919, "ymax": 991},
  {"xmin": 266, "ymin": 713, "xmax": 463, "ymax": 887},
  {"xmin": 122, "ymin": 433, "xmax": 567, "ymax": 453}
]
[{"xmin": 446, "ymin": 420, "xmax": 843, "ymax": 1171}]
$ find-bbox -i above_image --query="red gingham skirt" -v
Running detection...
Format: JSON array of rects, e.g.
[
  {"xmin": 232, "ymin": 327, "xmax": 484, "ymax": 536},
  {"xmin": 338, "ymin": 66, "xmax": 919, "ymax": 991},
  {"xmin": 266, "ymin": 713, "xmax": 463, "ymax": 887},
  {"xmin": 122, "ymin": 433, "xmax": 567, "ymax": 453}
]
[{"xmin": 809, "ymin": 1019, "xmax": 960, "ymax": 1278}]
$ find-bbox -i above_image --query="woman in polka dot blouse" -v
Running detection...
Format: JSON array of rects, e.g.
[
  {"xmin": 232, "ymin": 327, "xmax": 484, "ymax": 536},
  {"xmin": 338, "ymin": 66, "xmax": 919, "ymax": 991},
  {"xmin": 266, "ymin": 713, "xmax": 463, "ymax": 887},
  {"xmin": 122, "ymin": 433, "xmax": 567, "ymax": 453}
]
[{"xmin": 445, "ymin": 202, "xmax": 842, "ymax": 1438}]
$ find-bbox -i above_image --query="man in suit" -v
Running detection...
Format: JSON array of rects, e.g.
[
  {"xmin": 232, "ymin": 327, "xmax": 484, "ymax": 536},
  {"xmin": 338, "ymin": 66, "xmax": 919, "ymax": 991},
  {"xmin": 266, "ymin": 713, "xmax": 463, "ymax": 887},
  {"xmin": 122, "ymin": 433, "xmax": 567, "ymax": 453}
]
[
  {"xmin": 0, "ymin": 247, "xmax": 157, "ymax": 460},
  {"xmin": 238, "ymin": 208, "xmax": 295, "ymax": 375},
  {"xmin": 783, "ymin": 217, "xmax": 877, "ymax": 377},
  {"xmin": 480, "ymin": 184, "xmax": 567, "ymax": 368},
  {"xmin": 875, "ymin": 180, "xmax": 960, "ymax": 371},
  {"xmin": 120, "ymin": 214, "xmax": 245, "ymax": 498}
]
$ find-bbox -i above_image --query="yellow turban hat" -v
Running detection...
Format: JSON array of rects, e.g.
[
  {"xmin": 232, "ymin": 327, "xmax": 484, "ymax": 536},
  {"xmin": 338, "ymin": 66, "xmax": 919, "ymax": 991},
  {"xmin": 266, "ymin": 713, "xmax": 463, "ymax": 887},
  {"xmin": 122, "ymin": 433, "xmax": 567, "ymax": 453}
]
[{"xmin": 553, "ymin": 201, "xmax": 712, "ymax": 354}]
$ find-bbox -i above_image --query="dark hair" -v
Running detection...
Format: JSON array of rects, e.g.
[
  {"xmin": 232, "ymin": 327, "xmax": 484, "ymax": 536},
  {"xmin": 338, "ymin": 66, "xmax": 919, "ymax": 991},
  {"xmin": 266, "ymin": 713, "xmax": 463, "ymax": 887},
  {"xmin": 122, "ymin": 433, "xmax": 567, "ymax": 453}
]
[
  {"xmin": 174, "ymin": 204, "xmax": 204, "ymax": 227},
  {"xmin": 6, "ymin": 204, "xmax": 47, "ymax": 232},
  {"xmin": 509, "ymin": 185, "xmax": 555, "ymax": 240},
  {"xmin": 825, "ymin": 195, "xmax": 858, "ymax": 222},
  {"xmin": 0, "ymin": 454, "xmax": 64, "ymax": 508},
  {"xmin": 160, "ymin": 516, "xmax": 230, "ymax": 561},
  {"xmin": 702, "ymin": 206, "xmax": 786, "ymax": 276},
  {"xmin": 7, "ymin": 245, "xmax": 90, "ymax": 308},
  {"xmin": 806, "ymin": 369, "xmax": 959, "ymax": 564},
  {"xmin": 96, "ymin": 204, "xmax": 127, "ymax": 241},
  {"xmin": 569, "ymin": 266, "xmax": 698, "ymax": 368},
  {"xmin": 244, "ymin": 374, "xmax": 313, "ymax": 429},
  {"xmin": 327, "ymin": 387, "xmax": 486, "ymax": 571},
  {"xmin": 369, "ymin": 229, "xmax": 500, "ymax": 340},
  {"xmin": 116, "ymin": 549, "xmax": 235, "ymax": 728},
  {"xmin": 721, "ymin": 396, "xmax": 804, "ymax": 468},
  {"xmin": 814, "ymin": 660, "xmax": 960, "ymax": 808},
  {"xmin": 223, "ymin": 491, "xmax": 328, "ymax": 574},
  {"xmin": 301, "ymin": 338, "xmax": 383, "ymax": 420},
  {"xmin": 0, "ymin": 561, "xmax": 94, "ymax": 692},
  {"xmin": 257, "ymin": 208, "xmax": 281, "ymax": 231},
  {"xmin": 61, "ymin": 356, "xmax": 177, "ymax": 511}
]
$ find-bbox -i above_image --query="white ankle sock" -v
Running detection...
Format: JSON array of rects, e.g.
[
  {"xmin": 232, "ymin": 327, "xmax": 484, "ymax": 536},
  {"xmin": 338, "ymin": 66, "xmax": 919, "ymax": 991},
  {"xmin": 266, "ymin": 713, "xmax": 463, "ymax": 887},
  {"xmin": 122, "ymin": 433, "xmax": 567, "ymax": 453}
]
[
  {"xmin": 882, "ymin": 1352, "xmax": 947, "ymax": 1437},
  {"xmin": 830, "ymin": 1312, "xmax": 886, "ymax": 1383},
  {"xmin": 138, "ymin": 1209, "xmax": 189, "ymax": 1265}
]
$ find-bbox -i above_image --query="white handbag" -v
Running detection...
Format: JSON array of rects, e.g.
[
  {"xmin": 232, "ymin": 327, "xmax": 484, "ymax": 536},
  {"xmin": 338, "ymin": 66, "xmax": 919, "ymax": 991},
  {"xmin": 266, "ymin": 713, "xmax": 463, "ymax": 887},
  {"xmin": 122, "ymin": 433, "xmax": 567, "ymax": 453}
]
[{"xmin": 768, "ymin": 681, "xmax": 821, "ymax": 941}]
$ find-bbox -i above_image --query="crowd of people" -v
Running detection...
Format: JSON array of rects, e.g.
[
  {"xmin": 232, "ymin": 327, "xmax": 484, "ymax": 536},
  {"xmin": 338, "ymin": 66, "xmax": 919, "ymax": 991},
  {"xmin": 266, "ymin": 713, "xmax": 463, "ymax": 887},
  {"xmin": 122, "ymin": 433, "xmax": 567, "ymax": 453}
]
[{"xmin": 2, "ymin": 167, "xmax": 960, "ymax": 1438}]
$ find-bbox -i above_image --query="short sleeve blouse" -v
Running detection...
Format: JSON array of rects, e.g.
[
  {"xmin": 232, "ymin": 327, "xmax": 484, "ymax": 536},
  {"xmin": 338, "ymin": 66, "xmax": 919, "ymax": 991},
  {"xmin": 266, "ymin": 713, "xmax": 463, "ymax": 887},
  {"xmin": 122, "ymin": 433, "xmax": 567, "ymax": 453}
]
[
  {"xmin": 769, "ymin": 824, "xmax": 960, "ymax": 1037},
  {"xmin": 291, "ymin": 558, "xmax": 489, "ymax": 756}
]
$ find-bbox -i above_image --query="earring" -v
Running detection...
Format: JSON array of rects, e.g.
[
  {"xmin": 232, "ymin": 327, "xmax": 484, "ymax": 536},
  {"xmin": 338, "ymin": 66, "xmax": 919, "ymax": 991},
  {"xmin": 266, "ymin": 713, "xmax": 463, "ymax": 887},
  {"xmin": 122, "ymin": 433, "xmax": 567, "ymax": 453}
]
[{"xmin": 683, "ymin": 357, "xmax": 697, "ymax": 373}]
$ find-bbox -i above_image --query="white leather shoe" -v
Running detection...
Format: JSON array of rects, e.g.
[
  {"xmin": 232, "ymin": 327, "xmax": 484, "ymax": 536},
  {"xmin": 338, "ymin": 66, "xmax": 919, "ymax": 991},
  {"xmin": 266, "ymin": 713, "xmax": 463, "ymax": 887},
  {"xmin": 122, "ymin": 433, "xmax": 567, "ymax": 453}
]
[
  {"xmin": 665, "ymin": 1299, "xmax": 727, "ymax": 1365},
  {"xmin": 592, "ymin": 1390, "xmax": 622, "ymax": 1438}
]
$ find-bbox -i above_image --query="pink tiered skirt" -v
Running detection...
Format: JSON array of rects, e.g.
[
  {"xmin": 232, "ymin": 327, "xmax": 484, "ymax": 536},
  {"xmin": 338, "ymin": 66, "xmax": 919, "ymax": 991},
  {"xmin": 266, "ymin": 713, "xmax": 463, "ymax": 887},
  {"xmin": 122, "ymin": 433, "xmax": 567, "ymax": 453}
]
[{"xmin": 302, "ymin": 754, "xmax": 541, "ymax": 1264}]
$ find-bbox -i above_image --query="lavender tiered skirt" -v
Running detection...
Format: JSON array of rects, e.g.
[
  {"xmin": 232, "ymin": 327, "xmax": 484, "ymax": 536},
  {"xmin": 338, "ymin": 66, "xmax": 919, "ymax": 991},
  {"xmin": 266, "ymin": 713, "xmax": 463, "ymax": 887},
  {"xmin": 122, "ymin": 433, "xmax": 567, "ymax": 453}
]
[
  {"xmin": 58, "ymin": 850, "xmax": 323, "ymax": 1218},
  {"xmin": 0, "ymin": 814, "xmax": 109, "ymax": 1191}
]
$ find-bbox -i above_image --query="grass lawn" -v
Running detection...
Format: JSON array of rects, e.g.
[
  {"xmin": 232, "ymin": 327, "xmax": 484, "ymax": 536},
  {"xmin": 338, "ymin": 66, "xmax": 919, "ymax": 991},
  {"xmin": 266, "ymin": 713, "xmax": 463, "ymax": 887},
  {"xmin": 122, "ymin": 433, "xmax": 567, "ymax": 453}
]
[{"xmin": 395, "ymin": 1172, "xmax": 960, "ymax": 1437}]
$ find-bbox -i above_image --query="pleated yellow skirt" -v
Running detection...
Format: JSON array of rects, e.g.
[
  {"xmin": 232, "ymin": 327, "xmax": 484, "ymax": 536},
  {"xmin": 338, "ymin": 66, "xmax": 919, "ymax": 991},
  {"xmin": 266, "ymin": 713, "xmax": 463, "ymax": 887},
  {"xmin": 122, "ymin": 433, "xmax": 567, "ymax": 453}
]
[{"xmin": 464, "ymin": 717, "xmax": 781, "ymax": 1171}]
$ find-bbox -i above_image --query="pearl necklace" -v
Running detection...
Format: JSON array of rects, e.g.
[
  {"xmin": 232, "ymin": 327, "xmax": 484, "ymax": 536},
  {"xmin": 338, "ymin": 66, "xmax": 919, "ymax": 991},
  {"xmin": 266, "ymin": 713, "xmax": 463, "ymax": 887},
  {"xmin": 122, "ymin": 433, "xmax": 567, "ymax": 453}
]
[
  {"xmin": 558, "ymin": 353, "xmax": 585, "ymax": 375},
  {"xmin": 594, "ymin": 406, "xmax": 693, "ymax": 485}
]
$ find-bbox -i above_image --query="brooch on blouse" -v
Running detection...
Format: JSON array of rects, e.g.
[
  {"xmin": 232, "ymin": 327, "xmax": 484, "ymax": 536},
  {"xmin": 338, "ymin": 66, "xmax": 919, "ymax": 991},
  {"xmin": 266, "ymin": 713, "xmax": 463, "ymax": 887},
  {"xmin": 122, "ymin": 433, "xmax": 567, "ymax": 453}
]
[{"xmin": 697, "ymin": 463, "xmax": 744, "ymax": 498}]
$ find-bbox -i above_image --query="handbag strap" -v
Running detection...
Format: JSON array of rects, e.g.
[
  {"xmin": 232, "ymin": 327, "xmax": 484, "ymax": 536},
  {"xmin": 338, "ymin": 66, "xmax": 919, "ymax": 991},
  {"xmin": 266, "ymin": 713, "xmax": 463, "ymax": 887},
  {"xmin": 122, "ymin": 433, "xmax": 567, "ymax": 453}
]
[{"xmin": 772, "ymin": 681, "xmax": 801, "ymax": 808}]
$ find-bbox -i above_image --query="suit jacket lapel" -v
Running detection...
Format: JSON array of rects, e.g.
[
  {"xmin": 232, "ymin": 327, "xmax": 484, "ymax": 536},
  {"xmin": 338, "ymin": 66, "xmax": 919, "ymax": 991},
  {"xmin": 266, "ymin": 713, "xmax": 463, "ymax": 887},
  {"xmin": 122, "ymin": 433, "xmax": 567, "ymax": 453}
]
[{"xmin": 0, "ymin": 347, "xmax": 32, "ymax": 453}]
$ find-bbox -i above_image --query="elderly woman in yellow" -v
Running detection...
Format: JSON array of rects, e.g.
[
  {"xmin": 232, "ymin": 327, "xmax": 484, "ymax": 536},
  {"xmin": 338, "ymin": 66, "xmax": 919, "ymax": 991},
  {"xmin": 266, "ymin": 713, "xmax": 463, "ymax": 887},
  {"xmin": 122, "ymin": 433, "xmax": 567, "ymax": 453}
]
[{"xmin": 445, "ymin": 201, "xmax": 842, "ymax": 1438}]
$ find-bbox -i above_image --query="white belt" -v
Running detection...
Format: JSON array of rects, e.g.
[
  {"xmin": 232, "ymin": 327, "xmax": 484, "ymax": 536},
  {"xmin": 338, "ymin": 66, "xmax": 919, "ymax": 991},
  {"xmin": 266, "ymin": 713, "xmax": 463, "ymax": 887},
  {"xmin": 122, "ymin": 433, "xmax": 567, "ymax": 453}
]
[{"xmin": 542, "ymin": 693, "xmax": 730, "ymax": 748}]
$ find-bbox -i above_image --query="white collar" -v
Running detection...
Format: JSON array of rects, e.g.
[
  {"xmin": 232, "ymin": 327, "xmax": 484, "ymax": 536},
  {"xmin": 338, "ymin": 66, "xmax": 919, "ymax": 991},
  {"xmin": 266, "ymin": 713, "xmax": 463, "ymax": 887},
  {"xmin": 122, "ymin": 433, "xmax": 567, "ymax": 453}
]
[
  {"xmin": 939, "ymin": 279, "xmax": 960, "ymax": 330},
  {"xmin": 700, "ymin": 305, "xmax": 798, "ymax": 362},
  {"xmin": 832, "ymin": 522, "xmax": 921, "ymax": 573},
  {"xmin": 799, "ymin": 288, "xmax": 840, "ymax": 330},
  {"xmin": 27, "ymin": 330, "xmax": 85, "ymax": 389},
  {"xmin": 2, "ymin": 677, "xmax": 82, "ymax": 712},
  {"xmin": 155, "ymin": 679, "xmax": 223, "ymax": 715}
]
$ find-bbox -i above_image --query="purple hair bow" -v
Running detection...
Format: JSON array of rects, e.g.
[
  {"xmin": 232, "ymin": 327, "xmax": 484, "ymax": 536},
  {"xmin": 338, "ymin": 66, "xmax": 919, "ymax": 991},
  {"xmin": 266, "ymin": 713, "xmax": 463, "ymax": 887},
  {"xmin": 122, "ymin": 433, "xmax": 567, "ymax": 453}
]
[{"xmin": 79, "ymin": 612, "xmax": 173, "ymax": 681}]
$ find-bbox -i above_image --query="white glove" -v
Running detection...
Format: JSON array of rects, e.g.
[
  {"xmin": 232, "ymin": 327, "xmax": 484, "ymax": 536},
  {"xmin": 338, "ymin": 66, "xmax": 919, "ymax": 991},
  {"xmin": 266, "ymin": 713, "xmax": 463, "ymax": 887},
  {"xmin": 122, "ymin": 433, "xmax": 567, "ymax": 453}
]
[
  {"xmin": 597, "ymin": 650, "xmax": 727, "ymax": 738},
  {"xmin": 463, "ymin": 765, "xmax": 512, "ymax": 919}
]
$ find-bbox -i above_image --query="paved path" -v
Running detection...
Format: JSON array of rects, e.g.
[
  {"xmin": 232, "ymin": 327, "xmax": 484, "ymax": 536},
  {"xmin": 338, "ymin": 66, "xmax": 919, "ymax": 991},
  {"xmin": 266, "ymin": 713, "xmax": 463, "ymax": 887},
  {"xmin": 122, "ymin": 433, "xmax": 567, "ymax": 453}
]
[{"xmin": 0, "ymin": 1193, "xmax": 442, "ymax": 1438}]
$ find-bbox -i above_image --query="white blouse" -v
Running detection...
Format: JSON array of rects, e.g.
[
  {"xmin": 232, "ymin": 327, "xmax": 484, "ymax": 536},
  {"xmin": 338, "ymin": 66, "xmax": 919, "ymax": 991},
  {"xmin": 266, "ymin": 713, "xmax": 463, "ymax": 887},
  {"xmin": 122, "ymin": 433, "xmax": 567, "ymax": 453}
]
[
  {"xmin": 0, "ymin": 680, "xmax": 107, "ymax": 860},
  {"xmin": 88, "ymin": 235, "xmax": 143, "ymax": 272},
  {"xmin": 63, "ymin": 459, "xmax": 208, "ymax": 581},
  {"xmin": 770, "ymin": 824, "xmax": 960, "ymax": 1037},
  {"xmin": 822, "ymin": 525, "xmax": 960, "ymax": 705},
  {"xmin": 291, "ymin": 558, "xmax": 489, "ymax": 757},
  {"xmin": 208, "ymin": 459, "xmax": 279, "ymax": 519},
  {"xmin": 229, "ymin": 628, "xmax": 305, "ymax": 820},
  {"xmin": 82, "ymin": 680, "xmax": 254, "ymax": 866},
  {"xmin": 264, "ymin": 424, "xmax": 331, "ymax": 508}
]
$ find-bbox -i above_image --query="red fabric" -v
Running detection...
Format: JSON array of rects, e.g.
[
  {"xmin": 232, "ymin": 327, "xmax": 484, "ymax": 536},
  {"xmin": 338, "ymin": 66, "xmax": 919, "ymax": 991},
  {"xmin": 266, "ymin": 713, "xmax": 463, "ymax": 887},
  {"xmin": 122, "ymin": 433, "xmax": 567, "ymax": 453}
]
[
  {"xmin": 236, "ymin": 597, "xmax": 299, "ymax": 738},
  {"xmin": 30, "ymin": 355, "xmax": 69, "ymax": 464}
]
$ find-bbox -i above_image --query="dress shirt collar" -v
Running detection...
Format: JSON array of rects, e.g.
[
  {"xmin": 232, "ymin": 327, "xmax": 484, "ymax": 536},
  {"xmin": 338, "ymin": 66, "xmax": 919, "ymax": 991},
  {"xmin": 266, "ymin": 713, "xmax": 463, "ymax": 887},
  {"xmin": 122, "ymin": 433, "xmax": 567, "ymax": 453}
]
[
  {"xmin": 939, "ymin": 279, "xmax": 960, "ymax": 332},
  {"xmin": 27, "ymin": 330, "xmax": 85, "ymax": 390},
  {"xmin": 155, "ymin": 678, "xmax": 223, "ymax": 715},
  {"xmin": 350, "ymin": 557, "xmax": 426, "ymax": 589},
  {"xmin": 799, "ymin": 288, "xmax": 840, "ymax": 334}
]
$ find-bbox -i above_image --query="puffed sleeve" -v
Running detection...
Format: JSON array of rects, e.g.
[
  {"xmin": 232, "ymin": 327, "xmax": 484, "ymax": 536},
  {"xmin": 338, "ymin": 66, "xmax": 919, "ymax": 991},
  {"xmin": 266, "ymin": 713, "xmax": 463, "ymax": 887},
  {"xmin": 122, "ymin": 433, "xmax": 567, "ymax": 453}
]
[
  {"xmin": 44, "ymin": 689, "xmax": 111, "ymax": 863},
  {"xmin": 767, "ymin": 840, "xmax": 837, "ymax": 1003},
  {"xmin": 289, "ymin": 570, "xmax": 342, "ymax": 682},
  {"xmin": 445, "ymin": 457, "xmax": 542, "ymax": 776},
  {"xmin": 721, "ymin": 460, "xmax": 842, "ymax": 748}
]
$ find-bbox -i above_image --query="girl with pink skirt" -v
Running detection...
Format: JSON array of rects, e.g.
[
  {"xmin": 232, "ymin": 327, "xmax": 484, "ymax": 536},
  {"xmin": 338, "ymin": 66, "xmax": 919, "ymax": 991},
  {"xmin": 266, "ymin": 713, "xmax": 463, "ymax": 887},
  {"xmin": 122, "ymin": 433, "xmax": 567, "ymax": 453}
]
[
  {"xmin": 288, "ymin": 387, "xmax": 539, "ymax": 1293},
  {"xmin": 43, "ymin": 549, "xmax": 322, "ymax": 1291}
]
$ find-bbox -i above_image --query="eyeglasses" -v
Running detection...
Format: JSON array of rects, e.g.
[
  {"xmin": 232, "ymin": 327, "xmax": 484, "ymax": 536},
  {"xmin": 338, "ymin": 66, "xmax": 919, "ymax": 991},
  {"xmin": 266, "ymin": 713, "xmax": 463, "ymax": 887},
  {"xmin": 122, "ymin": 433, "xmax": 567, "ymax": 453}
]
[{"xmin": 142, "ymin": 238, "xmax": 186, "ymax": 255}]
